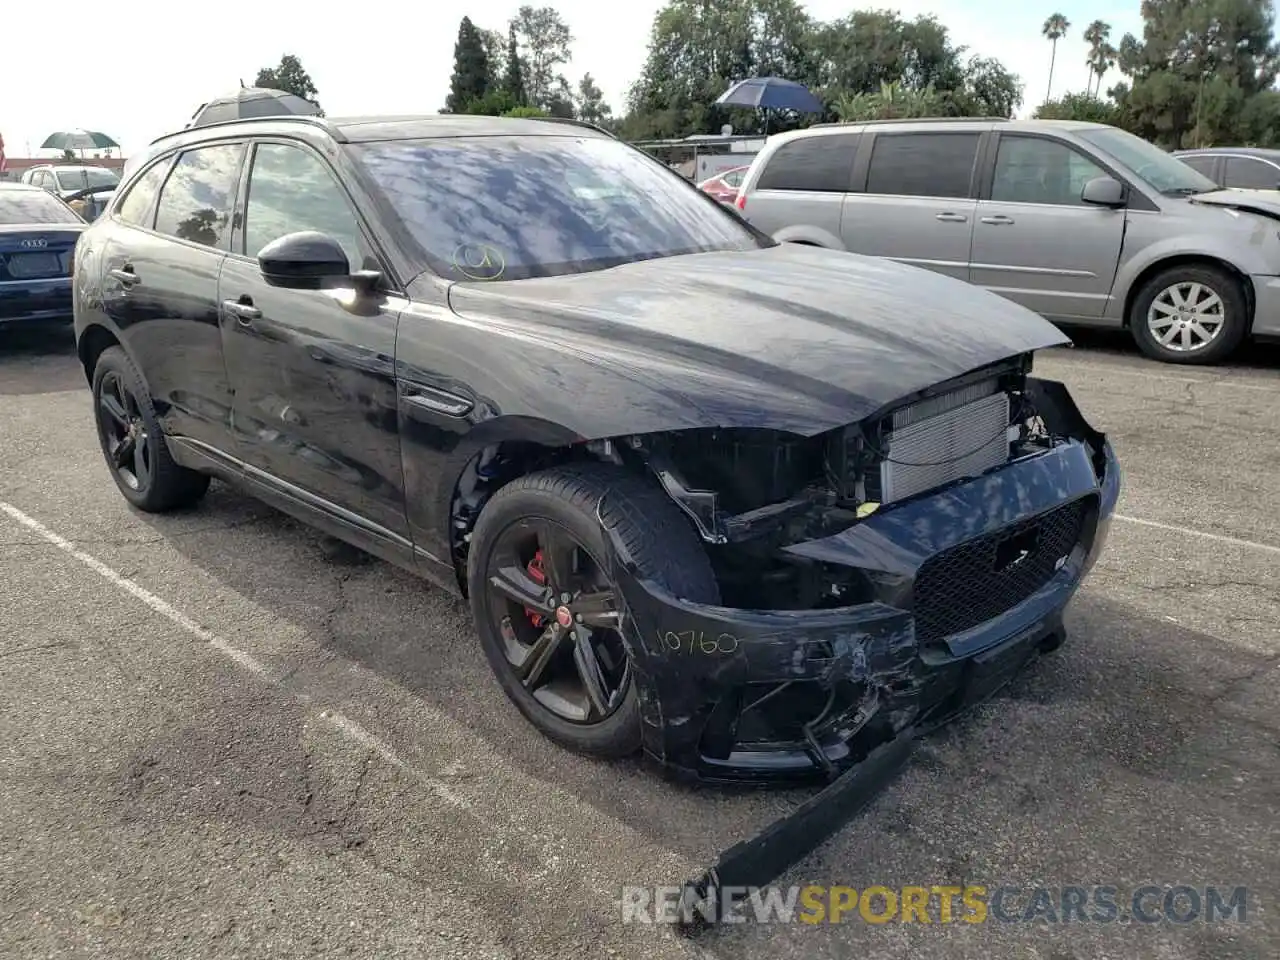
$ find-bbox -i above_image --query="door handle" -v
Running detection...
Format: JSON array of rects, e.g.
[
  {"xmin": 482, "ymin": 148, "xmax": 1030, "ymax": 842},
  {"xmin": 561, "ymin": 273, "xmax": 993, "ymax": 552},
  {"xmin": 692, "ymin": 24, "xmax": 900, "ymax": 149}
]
[
  {"xmin": 980, "ymin": 215, "xmax": 1016, "ymax": 225},
  {"xmin": 108, "ymin": 266, "xmax": 139, "ymax": 286},
  {"xmin": 935, "ymin": 212, "xmax": 968, "ymax": 223},
  {"xmin": 222, "ymin": 298, "xmax": 262, "ymax": 325}
]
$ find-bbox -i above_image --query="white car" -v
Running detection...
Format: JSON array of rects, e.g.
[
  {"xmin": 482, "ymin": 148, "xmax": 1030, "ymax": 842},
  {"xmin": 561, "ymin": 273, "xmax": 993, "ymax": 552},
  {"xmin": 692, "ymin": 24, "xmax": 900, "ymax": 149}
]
[{"xmin": 21, "ymin": 164, "xmax": 120, "ymax": 201}]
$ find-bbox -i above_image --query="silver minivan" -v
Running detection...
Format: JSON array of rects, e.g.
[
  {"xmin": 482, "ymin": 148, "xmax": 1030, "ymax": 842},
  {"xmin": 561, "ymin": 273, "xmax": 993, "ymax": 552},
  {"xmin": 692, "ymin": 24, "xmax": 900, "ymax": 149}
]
[{"xmin": 735, "ymin": 118, "xmax": 1280, "ymax": 364}]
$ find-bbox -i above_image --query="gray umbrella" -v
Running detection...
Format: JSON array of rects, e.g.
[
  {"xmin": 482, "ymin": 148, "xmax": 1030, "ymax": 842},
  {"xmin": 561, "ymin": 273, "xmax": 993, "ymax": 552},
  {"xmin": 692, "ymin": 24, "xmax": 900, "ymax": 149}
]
[{"xmin": 188, "ymin": 87, "xmax": 320, "ymax": 128}]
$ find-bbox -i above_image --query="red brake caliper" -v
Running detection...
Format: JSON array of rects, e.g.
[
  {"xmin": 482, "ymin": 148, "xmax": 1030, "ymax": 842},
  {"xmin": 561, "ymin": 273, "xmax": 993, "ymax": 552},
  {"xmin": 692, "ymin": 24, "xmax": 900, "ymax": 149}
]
[{"xmin": 525, "ymin": 549, "xmax": 548, "ymax": 628}]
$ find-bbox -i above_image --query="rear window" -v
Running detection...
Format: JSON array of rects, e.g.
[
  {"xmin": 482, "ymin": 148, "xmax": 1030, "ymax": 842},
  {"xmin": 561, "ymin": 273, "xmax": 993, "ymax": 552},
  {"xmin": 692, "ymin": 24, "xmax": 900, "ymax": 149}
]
[
  {"xmin": 866, "ymin": 133, "xmax": 980, "ymax": 199},
  {"xmin": 756, "ymin": 134, "xmax": 859, "ymax": 192},
  {"xmin": 54, "ymin": 167, "xmax": 119, "ymax": 192},
  {"xmin": 352, "ymin": 135, "xmax": 765, "ymax": 282},
  {"xmin": 0, "ymin": 189, "xmax": 83, "ymax": 224}
]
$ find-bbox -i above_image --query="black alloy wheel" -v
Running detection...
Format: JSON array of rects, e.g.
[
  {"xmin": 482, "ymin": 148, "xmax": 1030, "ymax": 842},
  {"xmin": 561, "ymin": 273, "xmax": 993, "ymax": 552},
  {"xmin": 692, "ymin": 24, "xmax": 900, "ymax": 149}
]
[
  {"xmin": 97, "ymin": 369, "xmax": 153, "ymax": 493},
  {"xmin": 485, "ymin": 518, "xmax": 630, "ymax": 724},
  {"xmin": 90, "ymin": 346, "xmax": 210, "ymax": 512}
]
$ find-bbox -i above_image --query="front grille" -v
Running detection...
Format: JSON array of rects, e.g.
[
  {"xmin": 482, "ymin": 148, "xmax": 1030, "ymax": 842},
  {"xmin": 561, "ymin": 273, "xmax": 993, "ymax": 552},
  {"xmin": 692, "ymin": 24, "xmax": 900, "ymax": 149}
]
[{"xmin": 913, "ymin": 498, "xmax": 1089, "ymax": 645}]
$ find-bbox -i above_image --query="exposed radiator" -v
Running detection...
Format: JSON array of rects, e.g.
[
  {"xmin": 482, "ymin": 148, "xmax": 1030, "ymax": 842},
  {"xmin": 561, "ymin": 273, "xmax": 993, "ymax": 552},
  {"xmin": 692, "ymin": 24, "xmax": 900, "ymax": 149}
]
[{"xmin": 877, "ymin": 381, "xmax": 1011, "ymax": 504}]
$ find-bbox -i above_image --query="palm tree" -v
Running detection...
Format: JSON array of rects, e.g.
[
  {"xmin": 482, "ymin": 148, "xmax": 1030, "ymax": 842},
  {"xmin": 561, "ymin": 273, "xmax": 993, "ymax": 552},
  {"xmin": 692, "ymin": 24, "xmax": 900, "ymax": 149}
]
[
  {"xmin": 1042, "ymin": 13, "xmax": 1071, "ymax": 103},
  {"xmin": 1083, "ymin": 20, "xmax": 1113, "ymax": 97}
]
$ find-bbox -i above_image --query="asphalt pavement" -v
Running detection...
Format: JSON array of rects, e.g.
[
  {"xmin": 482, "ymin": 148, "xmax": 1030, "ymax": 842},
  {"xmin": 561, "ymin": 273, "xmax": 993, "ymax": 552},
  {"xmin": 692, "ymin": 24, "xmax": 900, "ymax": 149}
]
[{"xmin": 1, "ymin": 324, "xmax": 1277, "ymax": 959}]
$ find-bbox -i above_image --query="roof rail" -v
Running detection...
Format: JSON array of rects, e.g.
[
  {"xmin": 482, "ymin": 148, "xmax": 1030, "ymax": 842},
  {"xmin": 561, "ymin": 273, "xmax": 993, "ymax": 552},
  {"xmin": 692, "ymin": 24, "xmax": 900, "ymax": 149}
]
[
  {"xmin": 810, "ymin": 116, "xmax": 1012, "ymax": 129},
  {"xmin": 532, "ymin": 116, "xmax": 618, "ymax": 139},
  {"xmin": 148, "ymin": 113, "xmax": 341, "ymax": 147}
]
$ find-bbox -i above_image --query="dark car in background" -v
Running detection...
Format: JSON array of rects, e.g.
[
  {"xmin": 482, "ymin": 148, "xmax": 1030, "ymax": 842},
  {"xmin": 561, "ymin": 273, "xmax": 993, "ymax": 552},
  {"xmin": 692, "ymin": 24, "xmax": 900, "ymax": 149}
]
[
  {"xmin": 73, "ymin": 114, "xmax": 1117, "ymax": 784},
  {"xmin": 0, "ymin": 182, "xmax": 84, "ymax": 328},
  {"xmin": 1173, "ymin": 146, "xmax": 1280, "ymax": 191}
]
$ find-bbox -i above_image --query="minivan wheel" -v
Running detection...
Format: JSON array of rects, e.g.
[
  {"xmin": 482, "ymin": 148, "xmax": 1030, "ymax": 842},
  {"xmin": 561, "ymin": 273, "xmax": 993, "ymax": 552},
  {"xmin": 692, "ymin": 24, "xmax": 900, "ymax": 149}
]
[
  {"xmin": 467, "ymin": 463, "xmax": 719, "ymax": 759},
  {"xmin": 1129, "ymin": 264, "xmax": 1248, "ymax": 365},
  {"xmin": 91, "ymin": 346, "xmax": 210, "ymax": 512}
]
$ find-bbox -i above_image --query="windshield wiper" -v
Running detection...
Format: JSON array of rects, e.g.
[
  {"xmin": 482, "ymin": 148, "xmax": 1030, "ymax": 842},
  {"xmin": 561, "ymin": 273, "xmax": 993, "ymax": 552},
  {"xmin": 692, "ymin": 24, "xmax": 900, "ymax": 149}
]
[{"xmin": 1164, "ymin": 186, "xmax": 1208, "ymax": 196}]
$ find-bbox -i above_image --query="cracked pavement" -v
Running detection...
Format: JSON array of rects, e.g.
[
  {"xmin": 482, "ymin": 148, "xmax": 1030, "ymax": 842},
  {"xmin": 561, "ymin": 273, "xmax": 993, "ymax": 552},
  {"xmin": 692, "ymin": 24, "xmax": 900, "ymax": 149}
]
[{"xmin": 1, "ymin": 325, "xmax": 1278, "ymax": 959}]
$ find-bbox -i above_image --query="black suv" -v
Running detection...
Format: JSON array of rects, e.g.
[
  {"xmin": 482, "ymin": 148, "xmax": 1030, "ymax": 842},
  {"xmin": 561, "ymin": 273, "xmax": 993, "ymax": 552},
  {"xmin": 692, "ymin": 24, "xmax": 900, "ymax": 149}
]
[{"xmin": 73, "ymin": 114, "xmax": 1119, "ymax": 783}]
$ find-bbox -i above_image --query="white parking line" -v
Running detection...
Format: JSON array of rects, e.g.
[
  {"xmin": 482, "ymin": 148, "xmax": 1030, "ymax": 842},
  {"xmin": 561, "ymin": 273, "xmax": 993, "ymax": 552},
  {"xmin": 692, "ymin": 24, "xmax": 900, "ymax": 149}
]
[
  {"xmin": 0, "ymin": 497, "xmax": 700, "ymax": 917},
  {"xmin": 1114, "ymin": 513, "xmax": 1280, "ymax": 556}
]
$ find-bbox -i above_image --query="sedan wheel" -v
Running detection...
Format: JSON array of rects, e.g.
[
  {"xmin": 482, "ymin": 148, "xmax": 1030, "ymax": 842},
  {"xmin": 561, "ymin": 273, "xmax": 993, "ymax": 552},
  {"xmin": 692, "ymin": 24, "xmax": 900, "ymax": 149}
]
[{"xmin": 1145, "ymin": 281, "xmax": 1225, "ymax": 354}]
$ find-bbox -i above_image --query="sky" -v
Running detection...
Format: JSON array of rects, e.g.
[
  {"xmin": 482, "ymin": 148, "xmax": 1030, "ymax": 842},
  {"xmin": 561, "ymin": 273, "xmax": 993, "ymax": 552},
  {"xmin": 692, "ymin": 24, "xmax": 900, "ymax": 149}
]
[{"xmin": 1, "ymin": 0, "xmax": 1142, "ymax": 159}]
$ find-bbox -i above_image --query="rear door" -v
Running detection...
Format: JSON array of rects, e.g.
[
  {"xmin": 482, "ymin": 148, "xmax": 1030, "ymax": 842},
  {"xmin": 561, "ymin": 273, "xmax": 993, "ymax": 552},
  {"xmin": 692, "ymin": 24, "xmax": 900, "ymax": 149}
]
[
  {"xmin": 741, "ymin": 132, "xmax": 860, "ymax": 246},
  {"xmin": 842, "ymin": 130, "xmax": 982, "ymax": 282},
  {"xmin": 969, "ymin": 132, "xmax": 1124, "ymax": 321},
  {"xmin": 98, "ymin": 142, "xmax": 245, "ymax": 454}
]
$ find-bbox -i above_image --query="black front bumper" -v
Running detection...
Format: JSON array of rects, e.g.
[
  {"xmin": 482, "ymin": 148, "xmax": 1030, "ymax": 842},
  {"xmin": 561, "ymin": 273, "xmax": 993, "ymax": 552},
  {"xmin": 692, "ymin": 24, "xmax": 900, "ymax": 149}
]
[{"xmin": 603, "ymin": 429, "xmax": 1121, "ymax": 785}]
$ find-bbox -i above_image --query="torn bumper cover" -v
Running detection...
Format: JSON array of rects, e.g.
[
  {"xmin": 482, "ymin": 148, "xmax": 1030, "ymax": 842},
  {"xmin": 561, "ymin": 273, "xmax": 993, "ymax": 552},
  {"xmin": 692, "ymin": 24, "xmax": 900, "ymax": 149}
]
[{"xmin": 602, "ymin": 379, "xmax": 1121, "ymax": 784}]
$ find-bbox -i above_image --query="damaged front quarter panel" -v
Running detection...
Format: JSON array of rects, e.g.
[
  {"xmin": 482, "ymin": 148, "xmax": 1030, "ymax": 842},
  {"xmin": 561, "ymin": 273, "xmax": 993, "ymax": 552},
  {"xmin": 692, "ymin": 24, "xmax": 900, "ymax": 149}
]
[{"xmin": 594, "ymin": 375, "xmax": 1119, "ymax": 785}]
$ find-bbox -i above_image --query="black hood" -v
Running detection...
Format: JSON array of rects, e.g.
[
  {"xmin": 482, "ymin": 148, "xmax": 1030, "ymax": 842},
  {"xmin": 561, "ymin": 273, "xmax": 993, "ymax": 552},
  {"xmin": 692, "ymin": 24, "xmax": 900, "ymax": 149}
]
[{"xmin": 446, "ymin": 244, "xmax": 1068, "ymax": 435}]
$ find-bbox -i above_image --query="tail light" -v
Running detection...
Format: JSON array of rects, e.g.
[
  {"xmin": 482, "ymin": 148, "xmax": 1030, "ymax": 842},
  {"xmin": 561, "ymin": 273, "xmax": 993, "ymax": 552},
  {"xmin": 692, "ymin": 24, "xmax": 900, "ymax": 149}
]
[{"xmin": 734, "ymin": 191, "xmax": 747, "ymax": 211}]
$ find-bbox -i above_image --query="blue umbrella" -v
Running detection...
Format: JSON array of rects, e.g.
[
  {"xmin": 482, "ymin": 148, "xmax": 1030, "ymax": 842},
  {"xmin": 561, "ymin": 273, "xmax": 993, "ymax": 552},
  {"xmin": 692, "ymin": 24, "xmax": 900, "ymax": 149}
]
[{"xmin": 715, "ymin": 77, "xmax": 825, "ymax": 114}]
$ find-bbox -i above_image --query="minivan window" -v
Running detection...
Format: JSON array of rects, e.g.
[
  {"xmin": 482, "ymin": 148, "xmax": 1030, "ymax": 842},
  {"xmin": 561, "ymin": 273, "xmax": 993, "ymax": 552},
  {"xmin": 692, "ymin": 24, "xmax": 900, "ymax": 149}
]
[
  {"xmin": 866, "ymin": 133, "xmax": 980, "ymax": 199},
  {"xmin": 353, "ymin": 135, "xmax": 766, "ymax": 281},
  {"xmin": 153, "ymin": 143, "xmax": 245, "ymax": 249},
  {"xmin": 54, "ymin": 167, "xmax": 118, "ymax": 192},
  {"xmin": 991, "ymin": 136, "xmax": 1107, "ymax": 206},
  {"xmin": 1179, "ymin": 155, "xmax": 1218, "ymax": 180},
  {"xmin": 115, "ymin": 161, "xmax": 170, "ymax": 227},
  {"xmin": 756, "ymin": 134, "xmax": 860, "ymax": 192},
  {"xmin": 1224, "ymin": 156, "xmax": 1280, "ymax": 190},
  {"xmin": 1076, "ymin": 126, "xmax": 1217, "ymax": 196}
]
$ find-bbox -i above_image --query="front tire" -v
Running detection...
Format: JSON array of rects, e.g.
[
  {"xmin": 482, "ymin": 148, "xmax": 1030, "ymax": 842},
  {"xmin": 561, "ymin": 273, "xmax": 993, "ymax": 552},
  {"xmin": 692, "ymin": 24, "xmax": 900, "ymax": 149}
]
[
  {"xmin": 1129, "ymin": 264, "xmax": 1248, "ymax": 365},
  {"xmin": 91, "ymin": 346, "xmax": 210, "ymax": 512},
  {"xmin": 467, "ymin": 463, "xmax": 720, "ymax": 759}
]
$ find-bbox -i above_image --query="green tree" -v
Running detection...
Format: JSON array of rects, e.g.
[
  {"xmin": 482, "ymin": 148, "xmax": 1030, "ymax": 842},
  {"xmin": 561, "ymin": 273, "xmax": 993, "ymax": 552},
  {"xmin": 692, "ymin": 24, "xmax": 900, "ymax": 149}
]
[
  {"xmin": 1083, "ymin": 20, "xmax": 1116, "ymax": 97},
  {"xmin": 1113, "ymin": 0, "xmax": 1280, "ymax": 148},
  {"xmin": 502, "ymin": 25, "xmax": 527, "ymax": 106},
  {"xmin": 574, "ymin": 73, "xmax": 612, "ymax": 125},
  {"xmin": 834, "ymin": 81, "xmax": 943, "ymax": 121},
  {"xmin": 504, "ymin": 105, "xmax": 549, "ymax": 118},
  {"xmin": 254, "ymin": 54, "xmax": 323, "ymax": 115},
  {"xmin": 446, "ymin": 17, "xmax": 491, "ymax": 113},
  {"xmin": 1034, "ymin": 92, "xmax": 1120, "ymax": 124},
  {"xmin": 510, "ymin": 6, "xmax": 573, "ymax": 111},
  {"xmin": 1041, "ymin": 13, "xmax": 1071, "ymax": 103},
  {"xmin": 480, "ymin": 28, "xmax": 506, "ymax": 90},
  {"xmin": 957, "ymin": 55, "xmax": 1022, "ymax": 117}
]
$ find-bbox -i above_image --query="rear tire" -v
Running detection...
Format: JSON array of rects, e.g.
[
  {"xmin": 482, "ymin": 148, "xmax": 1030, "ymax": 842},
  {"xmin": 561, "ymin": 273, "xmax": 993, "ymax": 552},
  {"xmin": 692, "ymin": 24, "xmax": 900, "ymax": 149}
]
[
  {"xmin": 1129, "ymin": 264, "xmax": 1248, "ymax": 365},
  {"xmin": 467, "ymin": 463, "xmax": 720, "ymax": 759},
  {"xmin": 91, "ymin": 346, "xmax": 210, "ymax": 512}
]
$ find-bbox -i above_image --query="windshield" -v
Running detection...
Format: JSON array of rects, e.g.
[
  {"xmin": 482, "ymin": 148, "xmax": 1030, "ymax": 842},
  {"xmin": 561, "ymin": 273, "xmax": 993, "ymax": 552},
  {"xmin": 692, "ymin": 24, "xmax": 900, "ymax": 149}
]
[
  {"xmin": 1076, "ymin": 127, "xmax": 1218, "ymax": 195},
  {"xmin": 352, "ymin": 135, "xmax": 765, "ymax": 281},
  {"xmin": 54, "ymin": 167, "xmax": 120, "ymax": 192},
  {"xmin": 0, "ymin": 190, "xmax": 83, "ymax": 224}
]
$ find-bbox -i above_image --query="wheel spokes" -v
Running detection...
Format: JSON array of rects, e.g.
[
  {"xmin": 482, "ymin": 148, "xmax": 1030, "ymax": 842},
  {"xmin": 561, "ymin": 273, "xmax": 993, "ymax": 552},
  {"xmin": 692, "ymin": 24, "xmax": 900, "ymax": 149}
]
[
  {"xmin": 572, "ymin": 589, "xmax": 620, "ymax": 629},
  {"xmin": 572, "ymin": 631, "xmax": 612, "ymax": 718},
  {"xmin": 532, "ymin": 521, "xmax": 579, "ymax": 593},
  {"xmin": 99, "ymin": 389, "xmax": 128, "ymax": 431},
  {"xmin": 515, "ymin": 622, "xmax": 568, "ymax": 689},
  {"xmin": 489, "ymin": 565, "xmax": 555, "ymax": 615}
]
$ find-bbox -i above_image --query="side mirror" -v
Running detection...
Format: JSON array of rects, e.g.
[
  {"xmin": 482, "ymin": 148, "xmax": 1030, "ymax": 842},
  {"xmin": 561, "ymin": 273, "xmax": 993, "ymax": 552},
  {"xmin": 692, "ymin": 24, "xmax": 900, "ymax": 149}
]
[
  {"xmin": 257, "ymin": 231, "xmax": 351, "ymax": 288},
  {"xmin": 1081, "ymin": 176, "xmax": 1126, "ymax": 208}
]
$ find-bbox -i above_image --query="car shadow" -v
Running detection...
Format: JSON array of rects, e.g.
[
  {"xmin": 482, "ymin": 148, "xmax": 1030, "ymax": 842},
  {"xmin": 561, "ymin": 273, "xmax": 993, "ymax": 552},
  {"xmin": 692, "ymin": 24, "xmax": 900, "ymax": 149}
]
[
  {"xmin": 129, "ymin": 485, "xmax": 1279, "ymax": 929},
  {"xmin": 0, "ymin": 323, "xmax": 83, "ymax": 395},
  {"xmin": 1056, "ymin": 324, "xmax": 1280, "ymax": 369}
]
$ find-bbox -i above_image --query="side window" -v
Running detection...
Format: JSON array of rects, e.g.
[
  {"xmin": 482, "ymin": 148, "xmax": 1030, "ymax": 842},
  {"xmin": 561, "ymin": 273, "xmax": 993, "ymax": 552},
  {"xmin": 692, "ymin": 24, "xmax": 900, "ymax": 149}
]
[
  {"xmin": 153, "ymin": 143, "xmax": 245, "ymax": 249},
  {"xmin": 756, "ymin": 134, "xmax": 860, "ymax": 192},
  {"xmin": 1180, "ymin": 155, "xmax": 1219, "ymax": 181},
  {"xmin": 1224, "ymin": 156, "xmax": 1280, "ymax": 190},
  {"xmin": 116, "ymin": 161, "xmax": 171, "ymax": 227},
  {"xmin": 242, "ymin": 142, "xmax": 367, "ymax": 269},
  {"xmin": 866, "ymin": 133, "xmax": 979, "ymax": 199},
  {"xmin": 990, "ymin": 136, "xmax": 1108, "ymax": 206}
]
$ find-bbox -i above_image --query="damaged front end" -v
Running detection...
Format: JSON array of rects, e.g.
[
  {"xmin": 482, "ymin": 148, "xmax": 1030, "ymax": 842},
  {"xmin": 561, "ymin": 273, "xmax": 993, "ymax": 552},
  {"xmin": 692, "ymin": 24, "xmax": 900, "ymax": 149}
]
[{"xmin": 597, "ymin": 359, "xmax": 1120, "ymax": 784}]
